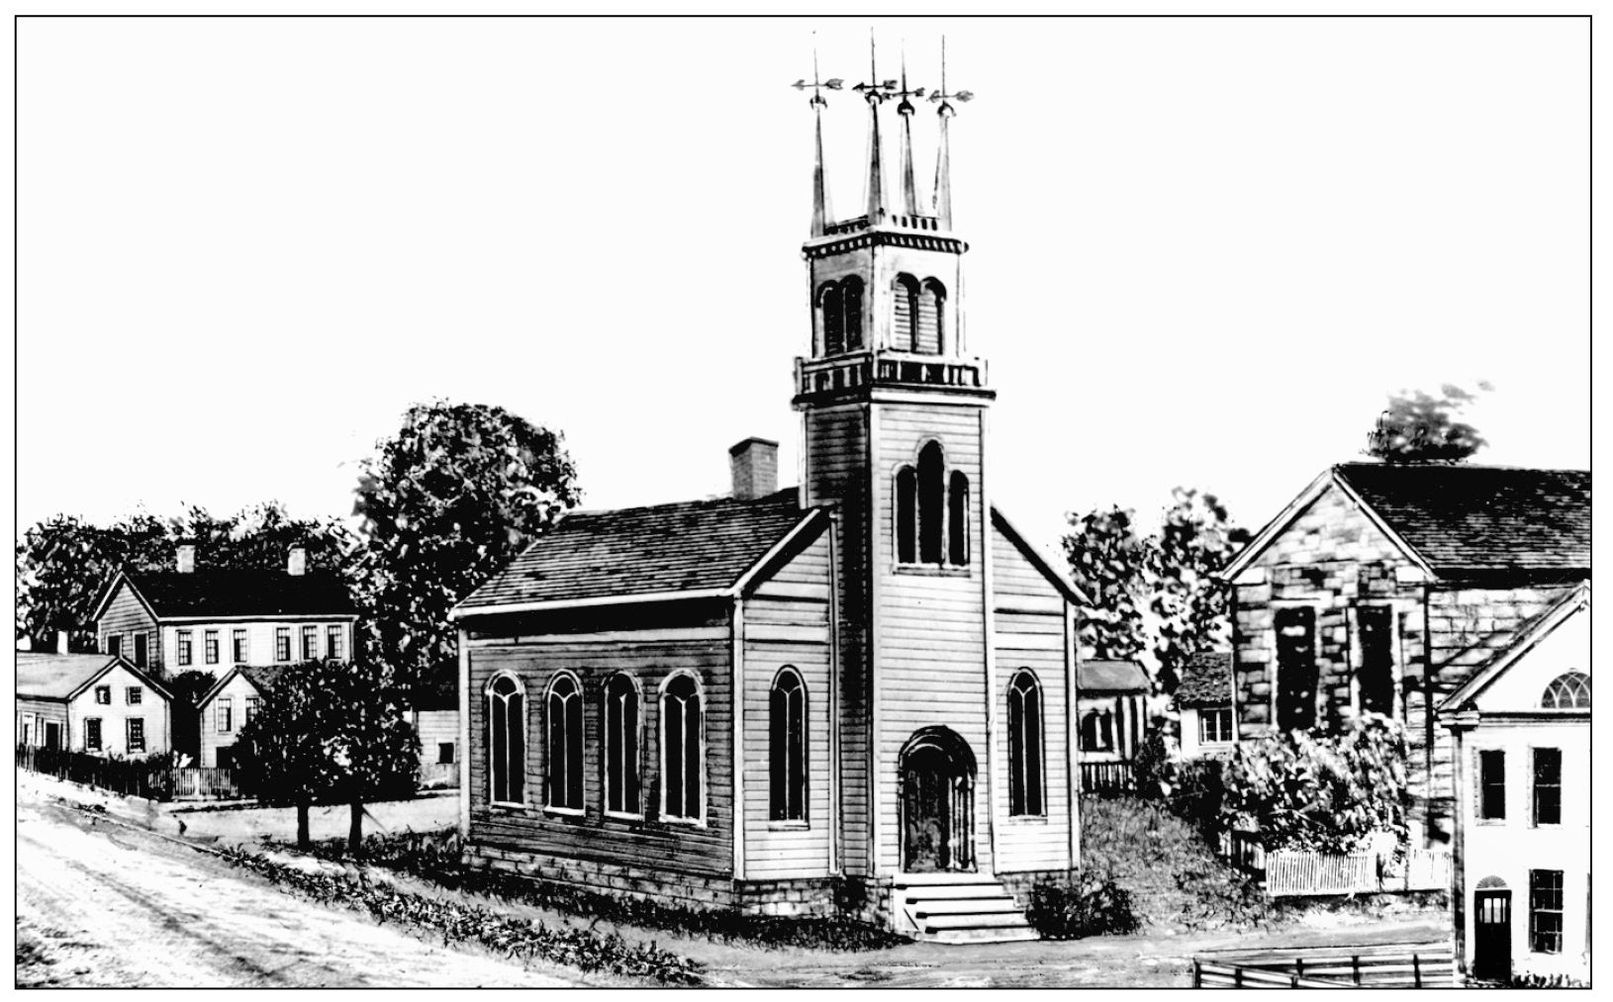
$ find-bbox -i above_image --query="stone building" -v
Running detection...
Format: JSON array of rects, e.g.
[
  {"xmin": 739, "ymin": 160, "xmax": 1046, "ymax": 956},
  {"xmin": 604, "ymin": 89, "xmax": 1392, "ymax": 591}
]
[{"xmin": 1221, "ymin": 462, "xmax": 1590, "ymax": 845}]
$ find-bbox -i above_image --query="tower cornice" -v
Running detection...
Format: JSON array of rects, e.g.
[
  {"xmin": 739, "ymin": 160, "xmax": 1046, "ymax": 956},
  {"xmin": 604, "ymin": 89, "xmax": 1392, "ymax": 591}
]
[{"xmin": 802, "ymin": 223, "xmax": 968, "ymax": 260}]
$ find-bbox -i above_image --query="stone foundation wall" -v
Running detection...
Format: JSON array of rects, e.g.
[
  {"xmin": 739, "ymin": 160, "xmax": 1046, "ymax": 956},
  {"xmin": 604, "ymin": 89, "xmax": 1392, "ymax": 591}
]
[{"xmin": 997, "ymin": 867, "xmax": 1078, "ymax": 911}]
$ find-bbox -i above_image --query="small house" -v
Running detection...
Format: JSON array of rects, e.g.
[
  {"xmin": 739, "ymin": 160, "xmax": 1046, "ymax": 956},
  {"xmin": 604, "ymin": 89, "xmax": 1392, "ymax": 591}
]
[
  {"xmin": 410, "ymin": 662, "xmax": 461, "ymax": 788},
  {"xmin": 17, "ymin": 652, "xmax": 172, "ymax": 756},
  {"xmin": 1075, "ymin": 660, "xmax": 1149, "ymax": 792},
  {"xmin": 1174, "ymin": 651, "xmax": 1236, "ymax": 759},
  {"xmin": 195, "ymin": 665, "xmax": 287, "ymax": 768}
]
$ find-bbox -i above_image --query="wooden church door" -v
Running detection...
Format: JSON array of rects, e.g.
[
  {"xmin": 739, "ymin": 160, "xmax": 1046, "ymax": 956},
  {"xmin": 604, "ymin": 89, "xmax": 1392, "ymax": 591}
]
[{"xmin": 900, "ymin": 736, "xmax": 976, "ymax": 873}]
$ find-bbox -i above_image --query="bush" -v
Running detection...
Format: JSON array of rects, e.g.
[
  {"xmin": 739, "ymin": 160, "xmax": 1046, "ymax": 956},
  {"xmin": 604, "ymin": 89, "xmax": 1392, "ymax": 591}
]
[
  {"xmin": 1168, "ymin": 758, "xmax": 1226, "ymax": 842},
  {"xmin": 1025, "ymin": 869, "xmax": 1141, "ymax": 939},
  {"xmin": 1508, "ymin": 973, "xmax": 1588, "ymax": 989},
  {"xmin": 1132, "ymin": 728, "xmax": 1174, "ymax": 799}
]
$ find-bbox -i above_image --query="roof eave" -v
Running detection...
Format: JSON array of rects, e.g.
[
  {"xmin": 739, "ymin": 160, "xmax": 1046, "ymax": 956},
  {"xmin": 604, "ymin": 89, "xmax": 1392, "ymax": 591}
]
[
  {"xmin": 451, "ymin": 587, "xmax": 733, "ymax": 622},
  {"xmin": 990, "ymin": 507, "xmax": 1089, "ymax": 606}
]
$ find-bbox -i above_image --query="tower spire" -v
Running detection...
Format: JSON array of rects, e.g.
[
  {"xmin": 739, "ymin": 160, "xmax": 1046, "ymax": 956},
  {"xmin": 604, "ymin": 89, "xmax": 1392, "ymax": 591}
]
[
  {"xmin": 928, "ymin": 37, "xmax": 973, "ymax": 229},
  {"xmin": 792, "ymin": 41, "xmax": 842, "ymax": 236},
  {"xmin": 895, "ymin": 47, "xmax": 925, "ymax": 217},
  {"xmin": 853, "ymin": 32, "xmax": 896, "ymax": 224}
]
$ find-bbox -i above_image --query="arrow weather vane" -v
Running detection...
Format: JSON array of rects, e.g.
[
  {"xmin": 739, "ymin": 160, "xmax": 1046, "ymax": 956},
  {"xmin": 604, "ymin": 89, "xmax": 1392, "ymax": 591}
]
[
  {"xmin": 791, "ymin": 41, "xmax": 843, "ymax": 108},
  {"xmin": 928, "ymin": 36, "xmax": 974, "ymax": 115},
  {"xmin": 852, "ymin": 32, "xmax": 899, "ymax": 103},
  {"xmin": 895, "ymin": 47, "xmax": 926, "ymax": 116}
]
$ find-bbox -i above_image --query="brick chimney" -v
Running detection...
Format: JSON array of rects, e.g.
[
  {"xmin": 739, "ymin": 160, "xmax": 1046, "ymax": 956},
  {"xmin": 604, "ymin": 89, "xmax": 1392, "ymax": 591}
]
[
  {"xmin": 729, "ymin": 438, "xmax": 779, "ymax": 501},
  {"xmin": 175, "ymin": 543, "xmax": 196, "ymax": 574},
  {"xmin": 287, "ymin": 546, "xmax": 307, "ymax": 577}
]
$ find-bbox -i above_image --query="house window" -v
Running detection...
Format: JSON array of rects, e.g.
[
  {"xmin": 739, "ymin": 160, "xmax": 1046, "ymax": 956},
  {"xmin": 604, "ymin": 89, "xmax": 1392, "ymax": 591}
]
[
  {"xmin": 204, "ymin": 630, "xmax": 219, "ymax": 665},
  {"xmin": 1541, "ymin": 672, "xmax": 1590, "ymax": 709},
  {"xmin": 216, "ymin": 698, "xmax": 233, "ymax": 733},
  {"xmin": 1007, "ymin": 670, "xmax": 1044, "ymax": 816},
  {"xmin": 301, "ymin": 625, "xmax": 318, "ymax": 662},
  {"xmin": 544, "ymin": 673, "xmax": 584, "ymax": 812},
  {"xmin": 326, "ymin": 625, "xmax": 344, "ymax": 661},
  {"xmin": 1274, "ymin": 606, "xmax": 1317, "ymax": 731},
  {"xmin": 275, "ymin": 628, "xmax": 291, "ymax": 662},
  {"xmin": 917, "ymin": 441, "xmax": 945, "ymax": 563},
  {"xmin": 107, "ymin": 635, "xmax": 122, "ymax": 658},
  {"xmin": 1530, "ymin": 869, "xmax": 1564, "ymax": 954},
  {"xmin": 245, "ymin": 696, "xmax": 260, "ymax": 725},
  {"xmin": 126, "ymin": 687, "xmax": 142, "ymax": 705},
  {"xmin": 133, "ymin": 633, "xmax": 147, "ymax": 668},
  {"xmin": 603, "ymin": 673, "xmax": 641, "ymax": 816},
  {"xmin": 1200, "ymin": 707, "xmax": 1234, "ymax": 744},
  {"xmin": 1356, "ymin": 605, "xmax": 1394, "ymax": 715},
  {"xmin": 176, "ymin": 630, "xmax": 193, "ymax": 667},
  {"xmin": 85, "ymin": 718, "xmax": 102, "ymax": 751},
  {"xmin": 487, "ymin": 674, "xmax": 526, "ymax": 806},
  {"xmin": 948, "ymin": 472, "xmax": 970, "ymax": 565},
  {"xmin": 1532, "ymin": 748, "xmax": 1562, "ymax": 826},
  {"xmin": 126, "ymin": 718, "xmax": 145, "ymax": 753},
  {"xmin": 661, "ymin": 673, "xmax": 703, "ymax": 822},
  {"xmin": 232, "ymin": 628, "xmax": 249, "ymax": 664},
  {"xmin": 1478, "ymin": 749, "xmax": 1506, "ymax": 821},
  {"xmin": 769, "ymin": 668, "xmax": 808, "ymax": 822},
  {"xmin": 94, "ymin": 685, "xmax": 111, "ymax": 705},
  {"xmin": 437, "ymin": 742, "xmax": 456, "ymax": 765},
  {"xmin": 1079, "ymin": 708, "xmax": 1114, "ymax": 752}
]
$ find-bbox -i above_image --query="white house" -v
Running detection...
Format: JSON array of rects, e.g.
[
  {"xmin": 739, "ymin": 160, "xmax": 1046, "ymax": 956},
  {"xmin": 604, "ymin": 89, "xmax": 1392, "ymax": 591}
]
[
  {"xmin": 1441, "ymin": 582, "xmax": 1589, "ymax": 984},
  {"xmin": 195, "ymin": 665, "xmax": 288, "ymax": 768},
  {"xmin": 1074, "ymin": 660, "xmax": 1149, "ymax": 792},
  {"xmin": 1175, "ymin": 651, "xmax": 1237, "ymax": 760},
  {"xmin": 16, "ymin": 652, "xmax": 172, "ymax": 756}
]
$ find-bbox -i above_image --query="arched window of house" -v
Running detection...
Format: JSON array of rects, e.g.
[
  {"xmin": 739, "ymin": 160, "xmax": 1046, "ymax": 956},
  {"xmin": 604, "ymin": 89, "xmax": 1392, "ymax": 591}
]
[
  {"xmin": 603, "ymin": 673, "xmax": 641, "ymax": 815},
  {"xmin": 896, "ymin": 466, "xmax": 918, "ymax": 563},
  {"xmin": 1007, "ymin": 670, "xmax": 1044, "ymax": 816},
  {"xmin": 948, "ymin": 471, "xmax": 970, "ymax": 565},
  {"xmin": 842, "ymin": 276, "xmax": 865, "ymax": 350},
  {"xmin": 819, "ymin": 282, "xmax": 844, "ymax": 356},
  {"xmin": 917, "ymin": 441, "xmax": 945, "ymax": 563},
  {"xmin": 661, "ymin": 673, "xmax": 704, "ymax": 822},
  {"xmin": 769, "ymin": 667, "xmax": 808, "ymax": 822},
  {"xmin": 487, "ymin": 673, "xmax": 526, "ymax": 806},
  {"xmin": 892, "ymin": 274, "xmax": 920, "ymax": 351},
  {"xmin": 917, "ymin": 278, "xmax": 946, "ymax": 354},
  {"xmin": 545, "ymin": 672, "xmax": 583, "ymax": 811},
  {"xmin": 1541, "ymin": 671, "xmax": 1591, "ymax": 709}
]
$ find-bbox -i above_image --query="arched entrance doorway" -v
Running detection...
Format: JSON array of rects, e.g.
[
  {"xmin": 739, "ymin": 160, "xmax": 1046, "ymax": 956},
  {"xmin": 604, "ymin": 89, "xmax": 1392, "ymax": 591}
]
[
  {"xmin": 899, "ymin": 727, "xmax": 976, "ymax": 873},
  {"xmin": 1473, "ymin": 876, "xmax": 1512, "ymax": 982}
]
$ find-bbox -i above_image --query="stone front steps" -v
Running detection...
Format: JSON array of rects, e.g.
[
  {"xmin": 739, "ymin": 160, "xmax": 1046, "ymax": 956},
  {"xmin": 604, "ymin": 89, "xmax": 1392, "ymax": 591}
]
[{"xmin": 893, "ymin": 873, "xmax": 1039, "ymax": 944}]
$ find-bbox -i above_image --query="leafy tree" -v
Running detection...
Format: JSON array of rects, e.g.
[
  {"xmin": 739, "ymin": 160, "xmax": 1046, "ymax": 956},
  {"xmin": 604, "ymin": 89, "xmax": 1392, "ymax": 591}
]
[
  {"xmin": 1219, "ymin": 713, "xmax": 1409, "ymax": 854},
  {"xmin": 1062, "ymin": 506, "xmax": 1151, "ymax": 662},
  {"xmin": 1364, "ymin": 383, "xmax": 1489, "ymax": 463},
  {"xmin": 1148, "ymin": 489, "xmax": 1251, "ymax": 694},
  {"xmin": 166, "ymin": 669, "xmax": 220, "ymax": 763},
  {"xmin": 354, "ymin": 401, "xmax": 580, "ymax": 690},
  {"xmin": 317, "ymin": 657, "xmax": 420, "ymax": 852},
  {"xmin": 234, "ymin": 666, "xmax": 336, "ymax": 849}
]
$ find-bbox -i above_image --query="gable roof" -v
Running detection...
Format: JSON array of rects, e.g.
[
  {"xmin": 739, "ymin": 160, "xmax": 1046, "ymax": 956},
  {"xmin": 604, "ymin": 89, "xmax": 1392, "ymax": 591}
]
[
  {"xmin": 1440, "ymin": 582, "xmax": 1590, "ymax": 712},
  {"xmin": 1175, "ymin": 650, "xmax": 1234, "ymax": 708},
  {"xmin": 16, "ymin": 652, "xmax": 171, "ymax": 703},
  {"xmin": 93, "ymin": 569, "xmax": 357, "ymax": 622},
  {"xmin": 1078, "ymin": 659, "xmax": 1148, "ymax": 694},
  {"xmin": 197, "ymin": 663, "xmax": 298, "ymax": 709},
  {"xmin": 452, "ymin": 489, "xmax": 828, "ymax": 618},
  {"xmin": 990, "ymin": 507, "xmax": 1090, "ymax": 606},
  {"xmin": 1225, "ymin": 463, "xmax": 1590, "ymax": 581}
]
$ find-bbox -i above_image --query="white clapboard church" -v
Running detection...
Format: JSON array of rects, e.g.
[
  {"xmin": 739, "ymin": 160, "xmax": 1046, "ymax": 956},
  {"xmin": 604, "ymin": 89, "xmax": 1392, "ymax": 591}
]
[{"xmin": 450, "ymin": 47, "xmax": 1084, "ymax": 941}]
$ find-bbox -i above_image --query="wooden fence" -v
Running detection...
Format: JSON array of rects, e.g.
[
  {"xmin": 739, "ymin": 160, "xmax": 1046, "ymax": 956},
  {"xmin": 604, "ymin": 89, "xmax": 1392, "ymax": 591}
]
[
  {"xmin": 18, "ymin": 743, "xmax": 171, "ymax": 800},
  {"xmin": 1194, "ymin": 940, "xmax": 1458, "ymax": 988},
  {"xmin": 1079, "ymin": 760, "xmax": 1135, "ymax": 794},
  {"xmin": 170, "ymin": 767, "xmax": 241, "ymax": 801},
  {"xmin": 1263, "ymin": 848, "xmax": 1452, "ymax": 897}
]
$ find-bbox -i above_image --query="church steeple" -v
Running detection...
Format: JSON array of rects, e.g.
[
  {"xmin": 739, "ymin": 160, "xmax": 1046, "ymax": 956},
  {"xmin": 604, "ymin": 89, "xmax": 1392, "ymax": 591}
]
[{"xmin": 854, "ymin": 34, "xmax": 894, "ymax": 224}]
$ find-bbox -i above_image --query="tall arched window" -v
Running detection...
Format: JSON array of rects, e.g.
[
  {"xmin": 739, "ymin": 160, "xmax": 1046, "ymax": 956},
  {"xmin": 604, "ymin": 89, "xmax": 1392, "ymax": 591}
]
[
  {"xmin": 603, "ymin": 673, "xmax": 641, "ymax": 815},
  {"xmin": 892, "ymin": 274, "xmax": 920, "ymax": 351},
  {"xmin": 896, "ymin": 466, "xmax": 918, "ymax": 563},
  {"xmin": 948, "ymin": 471, "xmax": 970, "ymax": 565},
  {"xmin": 917, "ymin": 279, "xmax": 946, "ymax": 354},
  {"xmin": 1008, "ymin": 670, "xmax": 1044, "ymax": 816},
  {"xmin": 819, "ymin": 282, "xmax": 844, "ymax": 356},
  {"xmin": 1541, "ymin": 671, "xmax": 1591, "ymax": 709},
  {"xmin": 545, "ymin": 673, "xmax": 583, "ymax": 811},
  {"xmin": 487, "ymin": 673, "xmax": 526, "ymax": 806},
  {"xmin": 769, "ymin": 668, "xmax": 808, "ymax": 821},
  {"xmin": 917, "ymin": 441, "xmax": 945, "ymax": 563},
  {"xmin": 841, "ymin": 276, "xmax": 865, "ymax": 350},
  {"xmin": 661, "ymin": 673, "xmax": 703, "ymax": 822}
]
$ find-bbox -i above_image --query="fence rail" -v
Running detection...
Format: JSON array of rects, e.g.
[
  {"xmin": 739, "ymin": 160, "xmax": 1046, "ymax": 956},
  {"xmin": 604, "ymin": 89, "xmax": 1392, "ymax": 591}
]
[
  {"xmin": 1078, "ymin": 760, "xmax": 1135, "ymax": 793},
  {"xmin": 1194, "ymin": 941, "xmax": 1458, "ymax": 988}
]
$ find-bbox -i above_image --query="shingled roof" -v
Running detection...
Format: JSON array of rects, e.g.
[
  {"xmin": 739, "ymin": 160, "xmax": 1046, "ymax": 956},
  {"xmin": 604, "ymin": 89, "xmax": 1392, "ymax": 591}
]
[
  {"xmin": 1175, "ymin": 650, "xmax": 1234, "ymax": 708},
  {"xmin": 115, "ymin": 569, "xmax": 357, "ymax": 619},
  {"xmin": 16, "ymin": 652, "xmax": 170, "ymax": 702},
  {"xmin": 1079, "ymin": 660, "xmax": 1149, "ymax": 694},
  {"xmin": 454, "ymin": 488, "xmax": 825, "ymax": 615}
]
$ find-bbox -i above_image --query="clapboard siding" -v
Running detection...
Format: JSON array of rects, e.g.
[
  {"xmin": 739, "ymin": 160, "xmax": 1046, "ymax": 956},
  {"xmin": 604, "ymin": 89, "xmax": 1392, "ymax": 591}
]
[
  {"xmin": 198, "ymin": 672, "xmax": 263, "ymax": 767},
  {"xmin": 97, "ymin": 583, "xmax": 160, "ymax": 671},
  {"xmin": 17, "ymin": 698, "xmax": 69, "ymax": 746},
  {"xmin": 467, "ymin": 631, "xmax": 735, "ymax": 877}
]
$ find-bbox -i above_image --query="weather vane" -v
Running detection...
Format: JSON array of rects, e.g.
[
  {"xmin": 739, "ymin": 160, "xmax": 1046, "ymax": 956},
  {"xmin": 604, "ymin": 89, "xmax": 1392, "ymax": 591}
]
[
  {"xmin": 895, "ymin": 47, "xmax": 925, "ymax": 116},
  {"xmin": 852, "ymin": 32, "xmax": 899, "ymax": 104},
  {"xmin": 791, "ymin": 39, "xmax": 843, "ymax": 108},
  {"xmin": 928, "ymin": 36, "xmax": 974, "ymax": 116}
]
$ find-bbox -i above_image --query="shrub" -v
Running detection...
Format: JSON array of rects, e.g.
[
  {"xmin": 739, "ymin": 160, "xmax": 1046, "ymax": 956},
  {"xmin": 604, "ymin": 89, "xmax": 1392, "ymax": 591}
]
[
  {"xmin": 1168, "ymin": 758, "xmax": 1226, "ymax": 842},
  {"xmin": 1508, "ymin": 973, "xmax": 1588, "ymax": 989},
  {"xmin": 1025, "ymin": 869, "xmax": 1141, "ymax": 939},
  {"xmin": 1132, "ymin": 728, "xmax": 1174, "ymax": 799}
]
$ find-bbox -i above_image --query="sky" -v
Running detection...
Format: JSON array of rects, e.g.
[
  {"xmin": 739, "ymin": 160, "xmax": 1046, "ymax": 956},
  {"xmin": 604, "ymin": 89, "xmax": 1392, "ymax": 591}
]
[{"xmin": 16, "ymin": 16, "xmax": 1590, "ymax": 555}]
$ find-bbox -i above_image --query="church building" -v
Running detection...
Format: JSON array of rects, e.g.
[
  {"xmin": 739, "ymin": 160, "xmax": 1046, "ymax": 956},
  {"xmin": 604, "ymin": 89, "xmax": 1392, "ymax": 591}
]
[{"xmin": 450, "ymin": 48, "xmax": 1083, "ymax": 941}]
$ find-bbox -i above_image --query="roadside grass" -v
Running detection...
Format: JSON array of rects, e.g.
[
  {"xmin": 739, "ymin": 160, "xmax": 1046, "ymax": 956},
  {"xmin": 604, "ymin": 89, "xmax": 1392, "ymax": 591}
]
[{"xmin": 304, "ymin": 829, "xmax": 907, "ymax": 954}]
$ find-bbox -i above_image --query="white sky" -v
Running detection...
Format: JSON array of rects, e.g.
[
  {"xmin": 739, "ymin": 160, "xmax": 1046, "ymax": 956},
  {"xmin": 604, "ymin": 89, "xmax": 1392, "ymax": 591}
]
[{"xmin": 15, "ymin": 16, "xmax": 1590, "ymax": 554}]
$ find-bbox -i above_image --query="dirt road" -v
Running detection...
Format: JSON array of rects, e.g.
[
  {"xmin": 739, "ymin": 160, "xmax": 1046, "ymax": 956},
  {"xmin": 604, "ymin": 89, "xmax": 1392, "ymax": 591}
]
[{"xmin": 16, "ymin": 794, "xmax": 575, "ymax": 988}]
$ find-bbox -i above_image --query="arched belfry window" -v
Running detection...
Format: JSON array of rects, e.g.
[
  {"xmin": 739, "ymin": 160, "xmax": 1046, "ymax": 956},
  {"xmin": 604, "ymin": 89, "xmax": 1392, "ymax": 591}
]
[
  {"xmin": 841, "ymin": 276, "xmax": 864, "ymax": 350},
  {"xmin": 918, "ymin": 279, "xmax": 946, "ymax": 354},
  {"xmin": 948, "ymin": 471, "xmax": 969, "ymax": 565},
  {"xmin": 1007, "ymin": 670, "xmax": 1044, "ymax": 816},
  {"xmin": 487, "ymin": 673, "xmax": 526, "ymax": 806},
  {"xmin": 603, "ymin": 673, "xmax": 641, "ymax": 815},
  {"xmin": 917, "ymin": 441, "xmax": 946, "ymax": 563},
  {"xmin": 893, "ymin": 274, "xmax": 921, "ymax": 351},
  {"xmin": 819, "ymin": 282, "xmax": 844, "ymax": 356},
  {"xmin": 545, "ymin": 673, "xmax": 583, "ymax": 811},
  {"xmin": 661, "ymin": 673, "xmax": 704, "ymax": 822},
  {"xmin": 896, "ymin": 466, "xmax": 918, "ymax": 563},
  {"xmin": 1541, "ymin": 671, "xmax": 1590, "ymax": 709},
  {"xmin": 895, "ymin": 440, "xmax": 970, "ymax": 568},
  {"xmin": 769, "ymin": 667, "xmax": 808, "ymax": 822}
]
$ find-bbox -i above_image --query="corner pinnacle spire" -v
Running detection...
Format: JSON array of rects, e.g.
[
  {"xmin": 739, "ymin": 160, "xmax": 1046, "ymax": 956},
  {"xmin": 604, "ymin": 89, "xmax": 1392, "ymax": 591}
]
[
  {"xmin": 792, "ymin": 41, "xmax": 842, "ymax": 236},
  {"xmin": 853, "ymin": 32, "xmax": 897, "ymax": 224},
  {"xmin": 895, "ymin": 48, "xmax": 926, "ymax": 216},
  {"xmin": 928, "ymin": 36, "xmax": 973, "ymax": 229}
]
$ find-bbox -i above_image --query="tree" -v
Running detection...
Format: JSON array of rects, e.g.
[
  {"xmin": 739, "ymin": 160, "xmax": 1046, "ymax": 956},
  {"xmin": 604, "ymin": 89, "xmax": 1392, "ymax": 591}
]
[
  {"xmin": 317, "ymin": 658, "xmax": 420, "ymax": 852},
  {"xmin": 1149, "ymin": 489, "xmax": 1252, "ymax": 694},
  {"xmin": 233, "ymin": 667, "xmax": 336, "ymax": 849},
  {"xmin": 354, "ymin": 401, "xmax": 580, "ymax": 690},
  {"xmin": 1061, "ymin": 506, "xmax": 1151, "ymax": 662},
  {"xmin": 1364, "ymin": 383, "xmax": 1489, "ymax": 463},
  {"xmin": 166, "ymin": 669, "xmax": 220, "ymax": 763}
]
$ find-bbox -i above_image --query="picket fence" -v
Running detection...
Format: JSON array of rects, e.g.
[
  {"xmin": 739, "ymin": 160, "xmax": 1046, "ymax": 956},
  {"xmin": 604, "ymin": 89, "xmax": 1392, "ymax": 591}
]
[
  {"xmin": 170, "ymin": 767, "xmax": 242, "ymax": 801},
  {"xmin": 1264, "ymin": 848, "xmax": 1451, "ymax": 897}
]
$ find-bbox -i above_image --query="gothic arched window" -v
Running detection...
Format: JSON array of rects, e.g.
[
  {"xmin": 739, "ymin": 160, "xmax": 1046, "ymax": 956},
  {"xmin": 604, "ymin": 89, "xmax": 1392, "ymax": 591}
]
[
  {"xmin": 603, "ymin": 673, "xmax": 641, "ymax": 815},
  {"xmin": 769, "ymin": 667, "xmax": 808, "ymax": 822},
  {"xmin": 486, "ymin": 673, "xmax": 526, "ymax": 806},
  {"xmin": 819, "ymin": 282, "xmax": 844, "ymax": 356},
  {"xmin": 917, "ymin": 441, "xmax": 945, "ymax": 563},
  {"xmin": 545, "ymin": 672, "xmax": 584, "ymax": 811},
  {"xmin": 948, "ymin": 471, "xmax": 970, "ymax": 566},
  {"xmin": 1007, "ymin": 670, "xmax": 1044, "ymax": 816},
  {"xmin": 661, "ymin": 672, "xmax": 704, "ymax": 822},
  {"xmin": 1541, "ymin": 671, "xmax": 1590, "ymax": 709},
  {"xmin": 917, "ymin": 279, "xmax": 946, "ymax": 354},
  {"xmin": 892, "ymin": 274, "xmax": 921, "ymax": 351},
  {"xmin": 841, "ymin": 276, "xmax": 865, "ymax": 350},
  {"xmin": 896, "ymin": 466, "xmax": 918, "ymax": 563}
]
